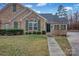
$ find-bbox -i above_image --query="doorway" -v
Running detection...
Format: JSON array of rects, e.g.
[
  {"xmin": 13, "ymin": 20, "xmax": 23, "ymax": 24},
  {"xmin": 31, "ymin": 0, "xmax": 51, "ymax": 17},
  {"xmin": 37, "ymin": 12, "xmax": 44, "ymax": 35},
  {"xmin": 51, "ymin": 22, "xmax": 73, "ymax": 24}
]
[{"xmin": 46, "ymin": 23, "xmax": 50, "ymax": 32}]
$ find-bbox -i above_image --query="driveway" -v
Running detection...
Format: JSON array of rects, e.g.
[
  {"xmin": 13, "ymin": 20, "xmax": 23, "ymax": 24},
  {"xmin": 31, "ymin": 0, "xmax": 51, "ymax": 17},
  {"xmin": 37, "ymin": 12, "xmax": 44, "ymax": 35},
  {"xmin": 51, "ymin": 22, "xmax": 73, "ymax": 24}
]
[{"xmin": 67, "ymin": 32, "xmax": 79, "ymax": 56}]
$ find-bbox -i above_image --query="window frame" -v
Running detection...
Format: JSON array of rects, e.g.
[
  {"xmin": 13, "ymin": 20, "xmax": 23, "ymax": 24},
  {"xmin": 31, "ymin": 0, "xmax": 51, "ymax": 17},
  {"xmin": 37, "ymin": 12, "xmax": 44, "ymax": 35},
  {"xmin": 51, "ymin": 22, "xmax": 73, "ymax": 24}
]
[
  {"xmin": 13, "ymin": 4, "xmax": 16, "ymax": 12},
  {"xmin": 14, "ymin": 21, "xmax": 18, "ymax": 29},
  {"xmin": 54, "ymin": 24, "xmax": 60, "ymax": 30},
  {"xmin": 28, "ymin": 20, "xmax": 38, "ymax": 31},
  {"xmin": 61, "ymin": 24, "xmax": 66, "ymax": 30}
]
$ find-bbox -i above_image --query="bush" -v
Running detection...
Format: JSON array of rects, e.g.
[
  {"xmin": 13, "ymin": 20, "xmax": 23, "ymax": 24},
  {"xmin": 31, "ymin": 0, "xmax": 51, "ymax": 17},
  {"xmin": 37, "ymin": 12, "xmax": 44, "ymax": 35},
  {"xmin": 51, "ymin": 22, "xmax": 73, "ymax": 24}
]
[
  {"xmin": 0, "ymin": 30, "xmax": 5, "ymax": 35},
  {"xmin": 37, "ymin": 32, "xmax": 41, "ymax": 34},
  {"xmin": 42, "ymin": 31, "xmax": 46, "ymax": 34},
  {"xmin": 25, "ymin": 31, "xmax": 46, "ymax": 35},
  {"xmin": 28, "ymin": 32, "xmax": 32, "ymax": 34},
  {"xmin": 26, "ymin": 32, "xmax": 28, "ymax": 35},
  {"xmin": 0, "ymin": 29, "xmax": 24, "ymax": 36},
  {"xmin": 33, "ymin": 31, "xmax": 37, "ymax": 34},
  {"xmin": 25, "ymin": 31, "xmax": 41, "ymax": 35}
]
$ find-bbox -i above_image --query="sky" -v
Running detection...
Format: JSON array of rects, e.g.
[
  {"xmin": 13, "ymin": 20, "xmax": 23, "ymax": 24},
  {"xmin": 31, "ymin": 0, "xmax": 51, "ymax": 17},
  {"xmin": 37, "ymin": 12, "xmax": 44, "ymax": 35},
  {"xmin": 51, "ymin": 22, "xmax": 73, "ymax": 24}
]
[{"xmin": 0, "ymin": 3, "xmax": 79, "ymax": 14}]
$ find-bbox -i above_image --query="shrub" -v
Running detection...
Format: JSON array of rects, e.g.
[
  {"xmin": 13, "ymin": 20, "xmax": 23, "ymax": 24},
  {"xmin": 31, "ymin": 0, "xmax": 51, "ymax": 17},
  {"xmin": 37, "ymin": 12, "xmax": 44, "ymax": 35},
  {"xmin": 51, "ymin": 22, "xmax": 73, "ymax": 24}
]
[
  {"xmin": 37, "ymin": 32, "xmax": 41, "ymax": 34},
  {"xmin": 25, "ymin": 31, "xmax": 41, "ymax": 35},
  {"xmin": 42, "ymin": 31, "xmax": 46, "ymax": 34},
  {"xmin": 25, "ymin": 31, "xmax": 46, "ymax": 35},
  {"xmin": 0, "ymin": 30, "xmax": 5, "ymax": 35},
  {"xmin": 26, "ymin": 32, "xmax": 28, "ymax": 35},
  {"xmin": 33, "ymin": 31, "xmax": 37, "ymax": 34},
  {"xmin": 28, "ymin": 32, "xmax": 32, "ymax": 34},
  {"xmin": 0, "ymin": 29, "xmax": 24, "ymax": 36}
]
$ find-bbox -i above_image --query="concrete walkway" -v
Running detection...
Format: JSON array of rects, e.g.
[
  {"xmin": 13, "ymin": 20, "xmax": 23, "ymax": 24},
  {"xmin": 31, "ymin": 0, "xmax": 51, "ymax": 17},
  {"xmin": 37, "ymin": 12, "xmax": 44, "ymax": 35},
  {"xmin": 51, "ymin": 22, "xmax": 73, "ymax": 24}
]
[
  {"xmin": 67, "ymin": 32, "xmax": 79, "ymax": 56},
  {"xmin": 47, "ymin": 37, "xmax": 65, "ymax": 56}
]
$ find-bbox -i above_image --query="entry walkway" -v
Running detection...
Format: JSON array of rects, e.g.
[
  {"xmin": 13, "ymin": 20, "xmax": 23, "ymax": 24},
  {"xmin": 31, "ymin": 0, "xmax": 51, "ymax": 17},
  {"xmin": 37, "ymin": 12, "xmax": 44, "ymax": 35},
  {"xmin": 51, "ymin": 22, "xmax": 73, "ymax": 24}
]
[{"xmin": 47, "ymin": 37, "xmax": 65, "ymax": 56}]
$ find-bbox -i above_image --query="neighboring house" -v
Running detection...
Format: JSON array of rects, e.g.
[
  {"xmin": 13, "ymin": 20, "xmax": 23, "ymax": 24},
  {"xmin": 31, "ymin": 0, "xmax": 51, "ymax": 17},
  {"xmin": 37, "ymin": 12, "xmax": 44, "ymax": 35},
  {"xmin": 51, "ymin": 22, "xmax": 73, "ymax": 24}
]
[
  {"xmin": 40, "ymin": 14, "xmax": 68, "ymax": 35},
  {"xmin": 0, "ymin": 3, "xmax": 68, "ymax": 35},
  {"xmin": 0, "ymin": 3, "xmax": 46, "ymax": 34}
]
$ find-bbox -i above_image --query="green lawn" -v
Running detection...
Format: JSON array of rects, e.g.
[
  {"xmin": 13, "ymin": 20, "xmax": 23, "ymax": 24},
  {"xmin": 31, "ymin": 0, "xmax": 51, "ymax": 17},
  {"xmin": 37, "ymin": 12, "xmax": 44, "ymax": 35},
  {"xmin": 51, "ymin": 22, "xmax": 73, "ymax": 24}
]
[
  {"xmin": 0, "ymin": 35, "xmax": 49, "ymax": 56},
  {"xmin": 55, "ymin": 36, "xmax": 72, "ymax": 56}
]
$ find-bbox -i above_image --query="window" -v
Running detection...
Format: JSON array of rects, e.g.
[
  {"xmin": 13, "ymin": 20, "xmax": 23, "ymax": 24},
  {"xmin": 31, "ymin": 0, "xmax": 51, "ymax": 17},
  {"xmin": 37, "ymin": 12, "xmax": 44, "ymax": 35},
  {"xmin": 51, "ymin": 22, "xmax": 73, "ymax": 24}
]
[
  {"xmin": 13, "ymin": 4, "xmax": 16, "ymax": 12},
  {"xmin": 28, "ymin": 23, "xmax": 32, "ymax": 30},
  {"xmin": 28, "ymin": 20, "xmax": 38, "ymax": 31},
  {"xmin": 34, "ymin": 23, "xmax": 38, "ymax": 30},
  {"xmin": 61, "ymin": 25, "xmax": 66, "ymax": 30},
  {"xmin": 54, "ymin": 25, "xmax": 59, "ymax": 30},
  {"xmin": 28, "ymin": 23, "xmax": 32, "ymax": 27},
  {"xmin": 4, "ymin": 24, "xmax": 9, "ymax": 29},
  {"xmin": 14, "ymin": 21, "xmax": 18, "ymax": 29}
]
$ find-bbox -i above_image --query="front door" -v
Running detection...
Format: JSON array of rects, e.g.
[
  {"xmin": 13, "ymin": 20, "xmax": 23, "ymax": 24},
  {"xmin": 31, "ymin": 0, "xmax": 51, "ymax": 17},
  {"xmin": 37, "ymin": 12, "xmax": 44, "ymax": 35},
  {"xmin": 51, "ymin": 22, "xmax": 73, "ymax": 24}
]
[{"xmin": 46, "ymin": 23, "xmax": 50, "ymax": 32}]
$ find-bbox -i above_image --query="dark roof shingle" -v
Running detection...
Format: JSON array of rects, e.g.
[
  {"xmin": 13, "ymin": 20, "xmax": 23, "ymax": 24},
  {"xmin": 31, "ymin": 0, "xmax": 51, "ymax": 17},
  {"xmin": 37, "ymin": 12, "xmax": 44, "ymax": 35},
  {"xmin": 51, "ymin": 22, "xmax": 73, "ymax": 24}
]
[{"xmin": 39, "ymin": 13, "xmax": 68, "ymax": 24}]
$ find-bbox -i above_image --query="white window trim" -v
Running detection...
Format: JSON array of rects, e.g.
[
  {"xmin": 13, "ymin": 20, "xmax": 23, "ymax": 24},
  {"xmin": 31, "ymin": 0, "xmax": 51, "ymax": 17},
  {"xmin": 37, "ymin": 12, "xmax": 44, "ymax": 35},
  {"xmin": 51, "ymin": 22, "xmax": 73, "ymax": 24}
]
[
  {"xmin": 61, "ymin": 24, "xmax": 66, "ymax": 30},
  {"xmin": 53, "ymin": 24, "xmax": 67, "ymax": 30},
  {"xmin": 53, "ymin": 24, "xmax": 60, "ymax": 30},
  {"xmin": 28, "ymin": 21, "xmax": 38, "ymax": 31},
  {"xmin": 50, "ymin": 24, "xmax": 54, "ymax": 32}
]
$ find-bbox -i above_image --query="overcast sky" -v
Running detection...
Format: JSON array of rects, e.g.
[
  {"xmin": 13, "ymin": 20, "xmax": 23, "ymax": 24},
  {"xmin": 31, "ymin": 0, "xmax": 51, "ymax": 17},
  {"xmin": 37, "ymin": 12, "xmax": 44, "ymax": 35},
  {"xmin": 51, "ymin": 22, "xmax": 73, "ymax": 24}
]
[{"xmin": 0, "ymin": 3, "xmax": 79, "ymax": 14}]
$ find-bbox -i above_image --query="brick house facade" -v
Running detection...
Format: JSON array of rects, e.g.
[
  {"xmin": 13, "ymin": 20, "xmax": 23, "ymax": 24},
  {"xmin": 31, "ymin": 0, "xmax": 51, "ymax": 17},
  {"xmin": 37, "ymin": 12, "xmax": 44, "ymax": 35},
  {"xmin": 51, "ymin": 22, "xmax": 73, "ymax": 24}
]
[
  {"xmin": 0, "ymin": 3, "xmax": 46, "ymax": 34},
  {"xmin": 0, "ymin": 3, "xmax": 68, "ymax": 35}
]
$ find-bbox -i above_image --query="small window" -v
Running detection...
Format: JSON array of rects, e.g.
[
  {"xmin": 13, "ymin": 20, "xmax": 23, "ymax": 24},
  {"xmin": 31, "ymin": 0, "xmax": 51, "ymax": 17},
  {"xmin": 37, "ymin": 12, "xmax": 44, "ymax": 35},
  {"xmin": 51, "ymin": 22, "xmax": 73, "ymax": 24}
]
[
  {"xmin": 34, "ymin": 23, "xmax": 38, "ymax": 30},
  {"xmin": 34, "ymin": 23, "xmax": 37, "ymax": 26},
  {"xmin": 28, "ymin": 23, "xmax": 32, "ymax": 27},
  {"xmin": 13, "ymin": 4, "xmax": 16, "ymax": 12},
  {"xmin": 28, "ymin": 23, "xmax": 32, "ymax": 30},
  {"xmin": 29, "ymin": 27, "xmax": 32, "ymax": 30},
  {"xmin": 54, "ymin": 25, "xmax": 59, "ymax": 30},
  {"xmin": 14, "ymin": 21, "xmax": 18, "ymax": 29},
  {"xmin": 61, "ymin": 25, "xmax": 66, "ymax": 30},
  {"xmin": 34, "ymin": 27, "xmax": 38, "ymax": 30}
]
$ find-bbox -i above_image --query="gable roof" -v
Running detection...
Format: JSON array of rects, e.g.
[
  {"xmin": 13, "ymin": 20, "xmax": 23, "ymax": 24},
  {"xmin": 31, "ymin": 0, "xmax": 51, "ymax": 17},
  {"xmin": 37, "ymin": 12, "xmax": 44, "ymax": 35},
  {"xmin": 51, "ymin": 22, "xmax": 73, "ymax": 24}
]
[
  {"xmin": 0, "ymin": 3, "xmax": 46, "ymax": 24},
  {"xmin": 39, "ymin": 13, "xmax": 68, "ymax": 24},
  {"xmin": 0, "ymin": 3, "xmax": 28, "ymax": 13}
]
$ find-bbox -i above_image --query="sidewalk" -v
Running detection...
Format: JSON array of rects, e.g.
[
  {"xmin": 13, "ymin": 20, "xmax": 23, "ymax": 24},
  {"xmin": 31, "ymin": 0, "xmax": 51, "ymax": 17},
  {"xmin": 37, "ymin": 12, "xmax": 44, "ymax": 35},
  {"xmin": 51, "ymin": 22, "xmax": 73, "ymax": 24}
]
[{"xmin": 47, "ymin": 37, "xmax": 65, "ymax": 56}]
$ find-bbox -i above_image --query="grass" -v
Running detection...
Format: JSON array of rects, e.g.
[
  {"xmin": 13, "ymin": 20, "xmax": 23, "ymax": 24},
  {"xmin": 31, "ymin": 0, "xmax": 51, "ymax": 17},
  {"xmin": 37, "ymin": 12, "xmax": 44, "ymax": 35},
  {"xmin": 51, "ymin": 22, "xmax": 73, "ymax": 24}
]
[
  {"xmin": 0, "ymin": 35, "xmax": 49, "ymax": 56},
  {"xmin": 55, "ymin": 36, "xmax": 72, "ymax": 56}
]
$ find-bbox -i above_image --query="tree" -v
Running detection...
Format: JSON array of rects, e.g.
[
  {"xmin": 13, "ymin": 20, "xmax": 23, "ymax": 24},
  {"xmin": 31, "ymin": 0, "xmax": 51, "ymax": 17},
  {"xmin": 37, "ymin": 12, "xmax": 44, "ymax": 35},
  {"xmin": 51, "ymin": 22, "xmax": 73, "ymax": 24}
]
[
  {"xmin": 74, "ymin": 11, "xmax": 79, "ymax": 30},
  {"xmin": 74, "ymin": 11, "xmax": 78, "ymax": 23},
  {"xmin": 57, "ymin": 5, "xmax": 67, "ymax": 18}
]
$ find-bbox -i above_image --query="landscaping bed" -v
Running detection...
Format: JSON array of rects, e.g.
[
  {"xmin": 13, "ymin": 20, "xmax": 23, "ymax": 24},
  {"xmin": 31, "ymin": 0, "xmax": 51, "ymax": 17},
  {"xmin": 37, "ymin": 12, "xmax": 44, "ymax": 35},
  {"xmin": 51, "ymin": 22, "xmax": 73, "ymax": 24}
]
[
  {"xmin": 0, "ymin": 35, "xmax": 49, "ymax": 56},
  {"xmin": 0, "ymin": 29, "xmax": 24, "ymax": 35},
  {"xmin": 55, "ymin": 36, "xmax": 72, "ymax": 56}
]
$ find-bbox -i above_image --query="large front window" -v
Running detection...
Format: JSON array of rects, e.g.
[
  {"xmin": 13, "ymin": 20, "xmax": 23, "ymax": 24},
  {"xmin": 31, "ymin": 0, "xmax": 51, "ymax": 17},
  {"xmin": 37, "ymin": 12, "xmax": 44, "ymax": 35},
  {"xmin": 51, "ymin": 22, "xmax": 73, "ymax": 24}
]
[
  {"xmin": 54, "ymin": 24, "xmax": 66, "ymax": 30},
  {"xmin": 54, "ymin": 25, "xmax": 59, "ymax": 30},
  {"xmin": 28, "ymin": 20, "xmax": 38, "ymax": 31},
  {"xmin": 61, "ymin": 25, "xmax": 66, "ymax": 30}
]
